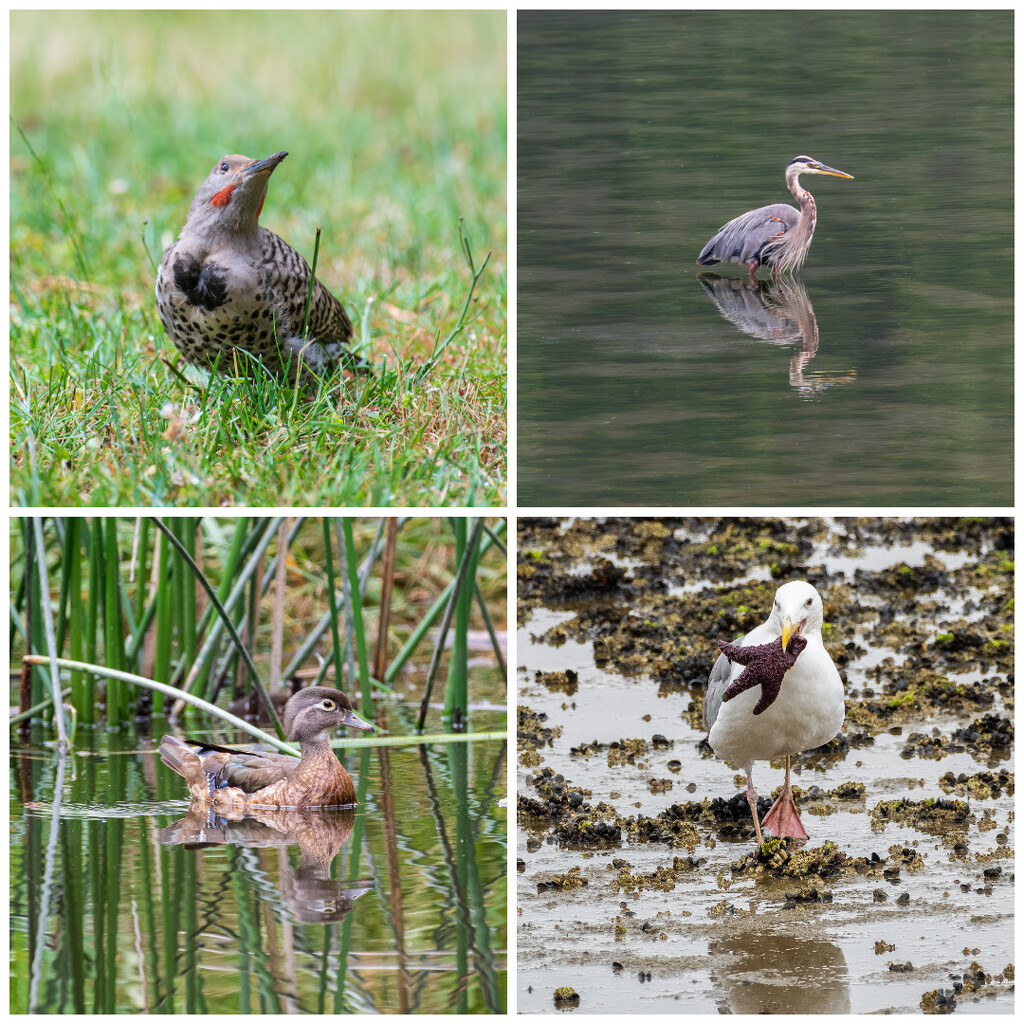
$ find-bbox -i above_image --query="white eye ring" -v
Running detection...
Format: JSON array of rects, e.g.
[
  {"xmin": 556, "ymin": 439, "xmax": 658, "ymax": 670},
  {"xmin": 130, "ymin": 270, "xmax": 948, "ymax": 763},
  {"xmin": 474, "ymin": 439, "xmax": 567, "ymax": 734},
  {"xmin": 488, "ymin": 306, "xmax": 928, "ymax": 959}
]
[{"xmin": 320, "ymin": 699, "xmax": 335, "ymax": 710}]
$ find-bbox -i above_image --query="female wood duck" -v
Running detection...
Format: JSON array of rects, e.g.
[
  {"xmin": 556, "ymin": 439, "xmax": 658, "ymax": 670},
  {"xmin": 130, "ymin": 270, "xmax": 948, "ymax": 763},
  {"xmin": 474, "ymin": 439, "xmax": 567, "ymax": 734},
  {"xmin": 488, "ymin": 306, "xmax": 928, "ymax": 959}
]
[{"xmin": 159, "ymin": 686, "xmax": 373, "ymax": 809}]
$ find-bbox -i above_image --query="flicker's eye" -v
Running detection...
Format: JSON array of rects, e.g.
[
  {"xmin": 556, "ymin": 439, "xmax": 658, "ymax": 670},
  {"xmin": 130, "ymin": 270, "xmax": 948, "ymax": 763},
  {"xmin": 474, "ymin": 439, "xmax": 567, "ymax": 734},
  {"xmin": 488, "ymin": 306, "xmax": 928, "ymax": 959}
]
[
  {"xmin": 219, "ymin": 161, "xmax": 230, "ymax": 173},
  {"xmin": 319, "ymin": 699, "xmax": 336, "ymax": 711}
]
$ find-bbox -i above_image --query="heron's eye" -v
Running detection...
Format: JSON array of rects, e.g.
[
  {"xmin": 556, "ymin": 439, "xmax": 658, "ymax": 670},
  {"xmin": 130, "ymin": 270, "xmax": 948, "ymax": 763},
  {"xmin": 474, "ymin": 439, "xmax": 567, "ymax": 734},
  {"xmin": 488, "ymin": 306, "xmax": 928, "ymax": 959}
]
[
  {"xmin": 319, "ymin": 699, "xmax": 336, "ymax": 710},
  {"xmin": 219, "ymin": 161, "xmax": 230, "ymax": 173}
]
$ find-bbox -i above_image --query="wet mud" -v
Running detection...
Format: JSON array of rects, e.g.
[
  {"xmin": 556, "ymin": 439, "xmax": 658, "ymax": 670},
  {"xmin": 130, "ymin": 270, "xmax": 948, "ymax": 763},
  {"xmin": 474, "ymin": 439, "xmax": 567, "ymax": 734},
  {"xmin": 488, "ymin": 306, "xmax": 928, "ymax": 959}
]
[{"xmin": 517, "ymin": 518, "xmax": 1013, "ymax": 1014}]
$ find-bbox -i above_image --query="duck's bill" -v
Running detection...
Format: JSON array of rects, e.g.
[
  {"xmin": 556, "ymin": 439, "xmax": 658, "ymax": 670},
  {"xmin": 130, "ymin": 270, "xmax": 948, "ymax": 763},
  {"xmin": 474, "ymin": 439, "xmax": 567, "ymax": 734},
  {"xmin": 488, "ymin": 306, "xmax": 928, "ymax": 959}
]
[{"xmin": 342, "ymin": 709, "xmax": 375, "ymax": 732}]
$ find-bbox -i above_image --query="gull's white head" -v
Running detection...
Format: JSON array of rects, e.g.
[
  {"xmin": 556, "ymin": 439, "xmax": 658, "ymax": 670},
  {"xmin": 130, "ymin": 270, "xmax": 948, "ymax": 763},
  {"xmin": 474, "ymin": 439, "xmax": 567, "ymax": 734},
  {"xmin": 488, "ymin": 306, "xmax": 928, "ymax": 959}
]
[{"xmin": 769, "ymin": 580, "xmax": 825, "ymax": 648}]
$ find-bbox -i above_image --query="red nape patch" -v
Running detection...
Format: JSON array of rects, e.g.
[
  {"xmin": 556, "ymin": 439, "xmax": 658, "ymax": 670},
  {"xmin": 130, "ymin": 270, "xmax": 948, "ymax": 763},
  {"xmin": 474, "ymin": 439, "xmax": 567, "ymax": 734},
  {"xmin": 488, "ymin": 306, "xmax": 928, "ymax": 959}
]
[{"xmin": 211, "ymin": 184, "xmax": 235, "ymax": 207}]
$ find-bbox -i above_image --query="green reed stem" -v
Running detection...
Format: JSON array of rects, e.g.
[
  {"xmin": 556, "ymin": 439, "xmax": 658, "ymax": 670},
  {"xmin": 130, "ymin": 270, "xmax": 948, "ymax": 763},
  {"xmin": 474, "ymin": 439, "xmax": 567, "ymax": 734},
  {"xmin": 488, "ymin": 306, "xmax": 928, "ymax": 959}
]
[
  {"xmin": 386, "ymin": 518, "xmax": 505, "ymax": 686},
  {"xmin": 32, "ymin": 517, "xmax": 69, "ymax": 746},
  {"xmin": 322, "ymin": 518, "xmax": 346, "ymax": 701},
  {"xmin": 474, "ymin": 580, "xmax": 506, "ymax": 679},
  {"xmin": 150, "ymin": 517, "xmax": 285, "ymax": 740},
  {"xmin": 341, "ymin": 519, "xmax": 373, "ymax": 714},
  {"xmin": 66, "ymin": 520, "xmax": 86, "ymax": 719},
  {"xmin": 154, "ymin": 526, "xmax": 172, "ymax": 713}
]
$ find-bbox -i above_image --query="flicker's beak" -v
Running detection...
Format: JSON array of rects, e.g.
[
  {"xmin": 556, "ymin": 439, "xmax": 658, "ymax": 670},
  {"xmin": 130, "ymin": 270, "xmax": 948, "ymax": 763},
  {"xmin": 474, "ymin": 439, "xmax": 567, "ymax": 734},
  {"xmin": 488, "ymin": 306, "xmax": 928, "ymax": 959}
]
[
  {"xmin": 245, "ymin": 151, "xmax": 288, "ymax": 177},
  {"xmin": 341, "ymin": 708, "xmax": 374, "ymax": 732},
  {"xmin": 781, "ymin": 617, "xmax": 803, "ymax": 649}
]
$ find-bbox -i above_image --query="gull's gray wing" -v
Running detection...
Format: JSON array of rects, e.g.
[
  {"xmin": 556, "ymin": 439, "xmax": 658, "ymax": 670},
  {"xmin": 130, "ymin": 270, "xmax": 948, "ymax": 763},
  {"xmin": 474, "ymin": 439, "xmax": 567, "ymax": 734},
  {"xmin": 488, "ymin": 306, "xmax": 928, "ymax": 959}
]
[
  {"xmin": 704, "ymin": 642, "xmax": 741, "ymax": 732},
  {"xmin": 702, "ymin": 615, "xmax": 778, "ymax": 731}
]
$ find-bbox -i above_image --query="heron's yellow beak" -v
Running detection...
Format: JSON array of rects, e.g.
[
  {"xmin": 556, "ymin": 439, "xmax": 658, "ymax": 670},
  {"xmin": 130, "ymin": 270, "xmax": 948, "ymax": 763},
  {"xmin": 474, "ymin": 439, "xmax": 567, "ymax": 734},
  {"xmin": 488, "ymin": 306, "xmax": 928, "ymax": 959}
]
[
  {"xmin": 817, "ymin": 163, "xmax": 854, "ymax": 179},
  {"xmin": 781, "ymin": 617, "xmax": 801, "ymax": 649}
]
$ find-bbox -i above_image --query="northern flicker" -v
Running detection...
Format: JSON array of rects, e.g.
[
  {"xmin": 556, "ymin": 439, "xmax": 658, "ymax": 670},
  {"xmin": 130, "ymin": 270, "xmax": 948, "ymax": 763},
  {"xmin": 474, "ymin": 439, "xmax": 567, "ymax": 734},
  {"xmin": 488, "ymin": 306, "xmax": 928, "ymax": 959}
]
[{"xmin": 156, "ymin": 151, "xmax": 362, "ymax": 384}]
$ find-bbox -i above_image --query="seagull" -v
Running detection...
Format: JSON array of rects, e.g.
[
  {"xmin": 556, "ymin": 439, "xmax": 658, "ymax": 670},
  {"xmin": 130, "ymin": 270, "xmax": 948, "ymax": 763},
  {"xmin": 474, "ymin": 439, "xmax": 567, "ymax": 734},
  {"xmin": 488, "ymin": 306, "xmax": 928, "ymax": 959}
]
[{"xmin": 703, "ymin": 580, "xmax": 845, "ymax": 844}]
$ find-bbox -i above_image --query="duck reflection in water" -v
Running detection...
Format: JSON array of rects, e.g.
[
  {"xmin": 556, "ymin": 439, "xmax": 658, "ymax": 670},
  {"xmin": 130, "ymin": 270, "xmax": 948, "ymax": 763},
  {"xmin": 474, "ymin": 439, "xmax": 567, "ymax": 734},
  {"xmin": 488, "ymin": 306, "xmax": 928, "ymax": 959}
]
[
  {"xmin": 696, "ymin": 273, "xmax": 857, "ymax": 398},
  {"xmin": 160, "ymin": 804, "xmax": 372, "ymax": 924},
  {"xmin": 159, "ymin": 686, "xmax": 374, "ymax": 810}
]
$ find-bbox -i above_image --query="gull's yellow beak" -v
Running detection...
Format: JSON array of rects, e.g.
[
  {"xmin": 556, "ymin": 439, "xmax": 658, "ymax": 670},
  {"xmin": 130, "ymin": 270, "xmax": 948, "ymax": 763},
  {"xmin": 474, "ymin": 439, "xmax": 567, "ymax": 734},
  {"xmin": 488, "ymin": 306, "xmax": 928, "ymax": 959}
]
[{"xmin": 781, "ymin": 617, "xmax": 799, "ymax": 649}]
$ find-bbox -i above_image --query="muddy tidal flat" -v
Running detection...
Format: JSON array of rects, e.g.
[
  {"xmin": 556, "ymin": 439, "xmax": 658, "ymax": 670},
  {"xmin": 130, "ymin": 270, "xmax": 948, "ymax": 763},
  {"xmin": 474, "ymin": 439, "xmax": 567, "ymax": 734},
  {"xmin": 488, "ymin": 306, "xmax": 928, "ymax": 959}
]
[{"xmin": 517, "ymin": 518, "xmax": 1014, "ymax": 1015}]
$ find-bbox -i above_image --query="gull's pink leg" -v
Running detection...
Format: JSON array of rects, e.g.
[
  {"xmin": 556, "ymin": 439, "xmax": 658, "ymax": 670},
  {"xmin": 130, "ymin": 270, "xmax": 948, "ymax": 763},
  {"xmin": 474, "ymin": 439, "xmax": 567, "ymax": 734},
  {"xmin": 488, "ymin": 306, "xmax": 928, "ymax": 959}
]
[
  {"xmin": 744, "ymin": 767, "xmax": 765, "ymax": 845},
  {"xmin": 762, "ymin": 755, "xmax": 809, "ymax": 840}
]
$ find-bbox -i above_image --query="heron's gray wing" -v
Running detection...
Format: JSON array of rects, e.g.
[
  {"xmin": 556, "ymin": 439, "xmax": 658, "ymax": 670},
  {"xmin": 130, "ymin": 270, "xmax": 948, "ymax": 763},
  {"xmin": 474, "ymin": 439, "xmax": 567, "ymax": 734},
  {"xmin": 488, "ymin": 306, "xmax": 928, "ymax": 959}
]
[
  {"xmin": 697, "ymin": 203, "xmax": 799, "ymax": 266},
  {"xmin": 704, "ymin": 648, "xmax": 739, "ymax": 732}
]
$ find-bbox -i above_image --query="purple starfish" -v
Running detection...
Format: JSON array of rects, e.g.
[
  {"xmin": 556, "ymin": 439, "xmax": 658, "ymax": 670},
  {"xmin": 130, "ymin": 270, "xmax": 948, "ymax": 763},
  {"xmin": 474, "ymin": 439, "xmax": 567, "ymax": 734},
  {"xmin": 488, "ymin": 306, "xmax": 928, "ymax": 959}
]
[{"xmin": 718, "ymin": 634, "xmax": 808, "ymax": 715}]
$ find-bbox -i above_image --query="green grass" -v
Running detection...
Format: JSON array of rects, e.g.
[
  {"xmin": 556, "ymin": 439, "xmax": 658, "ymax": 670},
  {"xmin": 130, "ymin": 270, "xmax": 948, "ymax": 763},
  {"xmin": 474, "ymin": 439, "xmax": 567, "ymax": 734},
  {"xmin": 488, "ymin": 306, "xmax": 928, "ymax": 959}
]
[{"xmin": 11, "ymin": 11, "xmax": 507, "ymax": 507}]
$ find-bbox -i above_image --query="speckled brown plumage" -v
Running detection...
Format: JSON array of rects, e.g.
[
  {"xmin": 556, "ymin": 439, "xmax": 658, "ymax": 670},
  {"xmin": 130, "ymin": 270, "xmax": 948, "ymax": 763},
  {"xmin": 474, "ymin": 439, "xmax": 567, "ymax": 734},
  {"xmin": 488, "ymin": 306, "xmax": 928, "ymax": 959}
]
[
  {"xmin": 158, "ymin": 686, "xmax": 373, "ymax": 809},
  {"xmin": 155, "ymin": 151, "xmax": 364, "ymax": 384},
  {"xmin": 718, "ymin": 634, "xmax": 808, "ymax": 715}
]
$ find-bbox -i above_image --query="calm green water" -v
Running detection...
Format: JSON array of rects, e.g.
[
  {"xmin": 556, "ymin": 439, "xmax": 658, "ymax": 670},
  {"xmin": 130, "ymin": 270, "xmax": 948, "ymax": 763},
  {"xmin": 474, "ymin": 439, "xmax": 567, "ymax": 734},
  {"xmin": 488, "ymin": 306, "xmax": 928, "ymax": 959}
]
[
  {"xmin": 519, "ymin": 11, "xmax": 1012, "ymax": 505},
  {"xmin": 11, "ymin": 717, "xmax": 506, "ymax": 1013}
]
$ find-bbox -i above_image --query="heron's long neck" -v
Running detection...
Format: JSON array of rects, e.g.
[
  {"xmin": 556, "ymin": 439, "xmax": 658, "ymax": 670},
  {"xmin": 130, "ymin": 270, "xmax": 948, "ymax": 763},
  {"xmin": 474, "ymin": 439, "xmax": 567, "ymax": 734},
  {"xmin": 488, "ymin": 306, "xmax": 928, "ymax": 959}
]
[{"xmin": 787, "ymin": 170, "xmax": 817, "ymax": 235}]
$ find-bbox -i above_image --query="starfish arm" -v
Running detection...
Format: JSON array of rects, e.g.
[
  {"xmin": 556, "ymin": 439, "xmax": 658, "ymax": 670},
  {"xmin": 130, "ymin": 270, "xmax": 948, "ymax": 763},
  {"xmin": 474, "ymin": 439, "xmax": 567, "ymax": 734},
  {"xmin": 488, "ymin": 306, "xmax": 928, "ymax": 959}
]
[
  {"xmin": 717, "ymin": 638, "xmax": 764, "ymax": 666},
  {"xmin": 751, "ymin": 676, "xmax": 784, "ymax": 715},
  {"xmin": 721, "ymin": 664, "xmax": 763, "ymax": 703},
  {"xmin": 718, "ymin": 635, "xmax": 808, "ymax": 714}
]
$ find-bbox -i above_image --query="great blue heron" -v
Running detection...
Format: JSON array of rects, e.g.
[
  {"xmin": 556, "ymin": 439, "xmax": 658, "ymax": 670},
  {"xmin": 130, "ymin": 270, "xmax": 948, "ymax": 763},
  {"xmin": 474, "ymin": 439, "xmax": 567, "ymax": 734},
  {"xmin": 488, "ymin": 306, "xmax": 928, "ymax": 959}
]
[{"xmin": 696, "ymin": 156, "xmax": 854, "ymax": 280}]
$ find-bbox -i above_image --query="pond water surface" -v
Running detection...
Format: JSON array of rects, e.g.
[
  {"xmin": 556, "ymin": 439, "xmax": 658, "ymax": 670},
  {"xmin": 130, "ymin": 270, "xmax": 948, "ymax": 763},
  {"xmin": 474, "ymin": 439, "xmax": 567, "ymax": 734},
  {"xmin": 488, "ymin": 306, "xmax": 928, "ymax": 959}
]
[
  {"xmin": 12, "ymin": 708, "xmax": 506, "ymax": 1014},
  {"xmin": 518, "ymin": 11, "xmax": 1012, "ymax": 505}
]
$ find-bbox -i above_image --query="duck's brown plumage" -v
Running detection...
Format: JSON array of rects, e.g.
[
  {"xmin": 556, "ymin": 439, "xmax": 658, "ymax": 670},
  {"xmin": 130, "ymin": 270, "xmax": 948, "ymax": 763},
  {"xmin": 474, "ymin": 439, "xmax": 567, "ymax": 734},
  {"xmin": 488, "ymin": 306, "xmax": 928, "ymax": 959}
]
[{"xmin": 159, "ymin": 686, "xmax": 373, "ymax": 809}]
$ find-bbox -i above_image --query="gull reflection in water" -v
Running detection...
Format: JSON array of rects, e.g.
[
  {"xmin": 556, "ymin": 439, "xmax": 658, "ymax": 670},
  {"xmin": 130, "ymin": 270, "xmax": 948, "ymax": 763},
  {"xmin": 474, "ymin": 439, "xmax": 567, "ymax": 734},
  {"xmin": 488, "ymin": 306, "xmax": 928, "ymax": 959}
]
[
  {"xmin": 160, "ymin": 804, "xmax": 373, "ymax": 924},
  {"xmin": 697, "ymin": 273, "xmax": 857, "ymax": 398},
  {"xmin": 709, "ymin": 931, "xmax": 851, "ymax": 1014}
]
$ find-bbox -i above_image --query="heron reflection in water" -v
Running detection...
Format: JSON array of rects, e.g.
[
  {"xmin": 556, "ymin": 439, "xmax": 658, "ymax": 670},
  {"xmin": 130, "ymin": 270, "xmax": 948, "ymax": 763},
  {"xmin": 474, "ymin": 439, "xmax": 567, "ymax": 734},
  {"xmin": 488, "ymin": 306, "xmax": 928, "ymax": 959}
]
[
  {"xmin": 697, "ymin": 156, "xmax": 854, "ymax": 281},
  {"xmin": 697, "ymin": 273, "xmax": 857, "ymax": 397}
]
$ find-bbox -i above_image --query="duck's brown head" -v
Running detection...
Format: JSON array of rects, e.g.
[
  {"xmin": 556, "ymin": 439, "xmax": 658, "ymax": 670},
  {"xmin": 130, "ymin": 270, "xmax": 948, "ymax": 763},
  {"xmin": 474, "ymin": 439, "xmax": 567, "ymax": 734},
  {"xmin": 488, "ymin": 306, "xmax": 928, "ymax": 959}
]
[{"xmin": 283, "ymin": 686, "xmax": 373, "ymax": 743}]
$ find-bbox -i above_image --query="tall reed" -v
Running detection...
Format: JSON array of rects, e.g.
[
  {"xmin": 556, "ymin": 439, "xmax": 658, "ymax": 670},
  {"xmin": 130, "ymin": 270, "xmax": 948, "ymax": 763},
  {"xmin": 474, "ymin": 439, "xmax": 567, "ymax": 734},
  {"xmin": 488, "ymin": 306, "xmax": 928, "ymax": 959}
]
[{"xmin": 12, "ymin": 517, "xmax": 506, "ymax": 740}]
